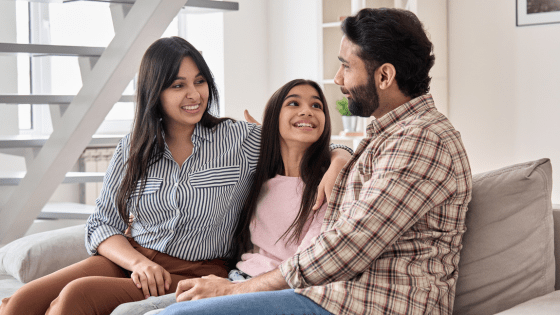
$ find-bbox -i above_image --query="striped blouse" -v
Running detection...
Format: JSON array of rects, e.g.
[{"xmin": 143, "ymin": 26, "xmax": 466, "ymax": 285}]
[{"xmin": 85, "ymin": 120, "xmax": 260, "ymax": 261}]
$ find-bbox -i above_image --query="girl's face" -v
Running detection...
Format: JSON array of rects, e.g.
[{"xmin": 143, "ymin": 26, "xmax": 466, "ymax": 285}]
[
  {"xmin": 160, "ymin": 57, "xmax": 209, "ymax": 133},
  {"xmin": 278, "ymin": 84, "xmax": 326, "ymax": 149}
]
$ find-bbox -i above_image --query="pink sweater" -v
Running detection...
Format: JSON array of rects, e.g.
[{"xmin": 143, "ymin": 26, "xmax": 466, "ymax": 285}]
[{"xmin": 236, "ymin": 175, "xmax": 327, "ymax": 277}]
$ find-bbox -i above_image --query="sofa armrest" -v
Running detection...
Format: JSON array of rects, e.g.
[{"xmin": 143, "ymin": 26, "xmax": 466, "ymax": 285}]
[{"xmin": 553, "ymin": 205, "xmax": 560, "ymax": 290}]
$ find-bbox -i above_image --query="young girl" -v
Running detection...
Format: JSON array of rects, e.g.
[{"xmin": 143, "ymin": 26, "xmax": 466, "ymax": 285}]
[
  {"xmin": 111, "ymin": 79, "xmax": 333, "ymax": 315},
  {"xmin": 0, "ymin": 37, "xmax": 349, "ymax": 315}
]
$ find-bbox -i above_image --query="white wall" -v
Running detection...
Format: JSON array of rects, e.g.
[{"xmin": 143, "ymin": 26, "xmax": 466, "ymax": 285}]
[
  {"xmin": 416, "ymin": 0, "xmax": 448, "ymax": 117},
  {"xmin": 222, "ymin": 0, "xmax": 321, "ymax": 123},
  {"xmin": 449, "ymin": 0, "xmax": 560, "ymax": 203},
  {"xmin": 223, "ymin": 0, "xmax": 270, "ymax": 121},
  {"xmin": 267, "ymin": 0, "xmax": 321, "ymax": 96}
]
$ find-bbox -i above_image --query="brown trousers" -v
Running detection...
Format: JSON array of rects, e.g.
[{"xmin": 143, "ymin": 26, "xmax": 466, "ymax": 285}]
[{"xmin": 0, "ymin": 239, "xmax": 228, "ymax": 315}]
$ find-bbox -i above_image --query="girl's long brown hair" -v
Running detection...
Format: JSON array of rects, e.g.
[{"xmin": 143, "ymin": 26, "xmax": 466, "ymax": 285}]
[
  {"xmin": 234, "ymin": 79, "xmax": 332, "ymax": 255},
  {"xmin": 116, "ymin": 37, "xmax": 231, "ymax": 225}
]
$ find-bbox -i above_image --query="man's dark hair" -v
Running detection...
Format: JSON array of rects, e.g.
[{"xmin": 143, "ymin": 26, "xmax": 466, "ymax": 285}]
[{"xmin": 342, "ymin": 8, "xmax": 435, "ymax": 98}]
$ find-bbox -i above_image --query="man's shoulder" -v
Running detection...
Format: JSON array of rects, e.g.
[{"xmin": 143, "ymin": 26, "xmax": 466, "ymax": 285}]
[{"xmin": 397, "ymin": 108, "xmax": 460, "ymax": 144}]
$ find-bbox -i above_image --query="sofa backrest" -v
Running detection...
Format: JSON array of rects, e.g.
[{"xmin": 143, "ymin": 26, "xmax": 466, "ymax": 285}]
[{"xmin": 453, "ymin": 159, "xmax": 555, "ymax": 315}]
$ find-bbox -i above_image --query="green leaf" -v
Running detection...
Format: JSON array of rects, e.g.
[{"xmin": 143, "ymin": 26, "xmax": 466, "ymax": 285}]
[{"xmin": 335, "ymin": 97, "xmax": 351, "ymax": 116}]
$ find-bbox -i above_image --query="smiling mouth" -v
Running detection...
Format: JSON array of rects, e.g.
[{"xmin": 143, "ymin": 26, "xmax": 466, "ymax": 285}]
[
  {"xmin": 294, "ymin": 122, "xmax": 315, "ymax": 128},
  {"xmin": 182, "ymin": 104, "xmax": 200, "ymax": 111}
]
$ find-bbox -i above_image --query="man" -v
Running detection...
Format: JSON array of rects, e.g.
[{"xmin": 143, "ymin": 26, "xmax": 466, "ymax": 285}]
[{"xmin": 160, "ymin": 8, "xmax": 472, "ymax": 315}]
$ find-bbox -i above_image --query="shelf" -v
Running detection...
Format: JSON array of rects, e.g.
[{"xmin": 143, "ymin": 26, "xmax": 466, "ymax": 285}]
[
  {"xmin": 0, "ymin": 172, "xmax": 105, "ymax": 186},
  {"xmin": 0, "ymin": 134, "xmax": 123, "ymax": 149},
  {"xmin": 38, "ymin": 202, "xmax": 95, "ymax": 220},
  {"xmin": 0, "ymin": 94, "xmax": 134, "ymax": 104},
  {"xmin": 0, "ymin": 43, "xmax": 104, "ymax": 57},
  {"xmin": 331, "ymin": 135, "xmax": 365, "ymax": 141},
  {"xmin": 323, "ymin": 21, "xmax": 342, "ymax": 28}
]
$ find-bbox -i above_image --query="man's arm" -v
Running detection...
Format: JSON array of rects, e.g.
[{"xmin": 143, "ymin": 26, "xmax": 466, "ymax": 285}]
[
  {"xmin": 175, "ymin": 269, "xmax": 288, "ymax": 302},
  {"xmin": 282, "ymin": 127, "xmax": 458, "ymax": 288}
]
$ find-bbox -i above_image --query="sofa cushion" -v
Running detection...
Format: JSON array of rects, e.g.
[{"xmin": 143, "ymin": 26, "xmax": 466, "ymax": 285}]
[
  {"xmin": 0, "ymin": 224, "xmax": 90, "ymax": 283},
  {"xmin": 494, "ymin": 290, "xmax": 560, "ymax": 315},
  {"xmin": 453, "ymin": 159, "xmax": 555, "ymax": 315}
]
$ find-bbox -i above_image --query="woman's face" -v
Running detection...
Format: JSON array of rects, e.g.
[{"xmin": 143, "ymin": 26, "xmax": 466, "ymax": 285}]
[
  {"xmin": 278, "ymin": 84, "xmax": 326, "ymax": 149},
  {"xmin": 160, "ymin": 57, "xmax": 209, "ymax": 133}
]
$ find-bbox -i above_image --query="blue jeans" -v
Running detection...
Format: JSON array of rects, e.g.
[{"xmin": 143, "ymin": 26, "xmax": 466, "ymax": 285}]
[{"xmin": 160, "ymin": 289, "xmax": 333, "ymax": 315}]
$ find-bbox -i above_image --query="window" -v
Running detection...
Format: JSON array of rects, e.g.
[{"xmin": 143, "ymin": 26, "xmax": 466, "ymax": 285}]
[{"xmin": 16, "ymin": 2, "xmax": 225, "ymax": 135}]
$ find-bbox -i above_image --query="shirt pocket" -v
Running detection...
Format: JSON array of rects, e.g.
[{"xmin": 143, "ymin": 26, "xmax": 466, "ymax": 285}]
[
  {"xmin": 189, "ymin": 165, "xmax": 240, "ymax": 188},
  {"xmin": 131, "ymin": 177, "xmax": 163, "ymax": 197}
]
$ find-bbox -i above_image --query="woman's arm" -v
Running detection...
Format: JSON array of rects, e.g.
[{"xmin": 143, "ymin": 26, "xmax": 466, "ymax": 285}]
[{"xmin": 98, "ymin": 235, "xmax": 171, "ymax": 298}]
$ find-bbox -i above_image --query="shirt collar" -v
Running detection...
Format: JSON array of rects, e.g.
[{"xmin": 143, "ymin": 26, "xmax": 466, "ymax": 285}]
[
  {"xmin": 366, "ymin": 94, "xmax": 435, "ymax": 137},
  {"xmin": 160, "ymin": 123, "xmax": 215, "ymax": 161},
  {"xmin": 192, "ymin": 123, "xmax": 215, "ymax": 142}
]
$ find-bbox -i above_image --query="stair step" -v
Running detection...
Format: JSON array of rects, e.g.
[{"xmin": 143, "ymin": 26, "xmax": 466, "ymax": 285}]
[
  {"xmin": 0, "ymin": 134, "xmax": 123, "ymax": 149},
  {"xmin": 0, "ymin": 94, "xmax": 135, "ymax": 104},
  {"xmin": 38, "ymin": 202, "xmax": 95, "ymax": 220},
  {"xmin": 0, "ymin": 43, "xmax": 104, "ymax": 57},
  {"xmin": 16, "ymin": 0, "xmax": 239, "ymax": 12},
  {"xmin": 0, "ymin": 172, "xmax": 105, "ymax": 186}
]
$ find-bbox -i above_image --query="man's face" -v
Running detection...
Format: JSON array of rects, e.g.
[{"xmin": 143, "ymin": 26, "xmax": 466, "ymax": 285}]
[{"xmin": 334, "ymin": 36, "xmax": 379, "ymax": 117}]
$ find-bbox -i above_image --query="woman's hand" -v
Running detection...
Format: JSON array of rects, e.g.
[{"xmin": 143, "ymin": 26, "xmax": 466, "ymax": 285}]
[
  {"xmin": 97, "ymin": 235, "xmax": 171, "ymax": 299},
  {"xmin": 244, "ymin": 110, "xmax": 261, "ymax": 125},
  {"xmin": 131, "ymin": 261, "xmax": 172, "ymax": 299},
  {"xmin": 313, "ymin": 149, "xmax": 351, "ymax": 210}
]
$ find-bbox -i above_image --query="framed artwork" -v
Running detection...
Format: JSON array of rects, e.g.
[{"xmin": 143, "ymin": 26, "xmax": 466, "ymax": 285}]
[{"xmin": 517, "ymin": 0, "xmax": 560, "ymax": 26}]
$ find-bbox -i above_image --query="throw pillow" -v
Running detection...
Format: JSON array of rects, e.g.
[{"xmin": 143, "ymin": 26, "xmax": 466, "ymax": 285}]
[
  {"xmin": 453, "ymin": 158, "xmax": 555, "ymax": 315},
  {"xmin": 0, "ymin": 224, "xmax": 89, "ymax": 283}
]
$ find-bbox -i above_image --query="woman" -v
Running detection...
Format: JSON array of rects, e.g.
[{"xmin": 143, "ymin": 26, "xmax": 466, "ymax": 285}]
[
  {"xmin": 0, "ymin": 37, "xmax": 349, "ymax": 315},
  {"xmin": 112, "ymin": 79, "xmax": 333, "ymax": 315}
]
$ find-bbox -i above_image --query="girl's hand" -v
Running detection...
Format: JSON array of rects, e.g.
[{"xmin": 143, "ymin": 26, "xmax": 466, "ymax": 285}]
[{"xmin": 130, "ymin": 261, "xmax": 172, "ymax": 299}]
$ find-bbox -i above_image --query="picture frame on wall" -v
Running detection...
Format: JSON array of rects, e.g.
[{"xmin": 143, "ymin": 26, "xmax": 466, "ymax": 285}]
[{"xmin": 517, "ymin": 0, "xmax": 560, "ymax": 26}]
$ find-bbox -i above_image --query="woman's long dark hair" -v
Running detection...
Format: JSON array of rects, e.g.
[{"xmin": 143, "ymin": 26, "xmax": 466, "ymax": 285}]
[
  {"xmin": 116, "ymin": 37, "xmax": 230, "ymax": 225},
  {"xmin": 234, "ymin": 79, "xmax": 332, "ymax": 254}
]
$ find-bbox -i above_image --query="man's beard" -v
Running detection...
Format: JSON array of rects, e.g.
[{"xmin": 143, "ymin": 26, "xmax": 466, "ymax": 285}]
[{"xmin": 343, "ymin": 77, "xmax": 379, "ymax": 117}]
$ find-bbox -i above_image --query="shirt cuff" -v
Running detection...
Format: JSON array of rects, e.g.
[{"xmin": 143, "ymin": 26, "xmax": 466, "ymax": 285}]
[
  {"xmin": 329, "ymin": 143, "xmax": 353, "ymax": 155},
  {"xmin": 279, "ymin": 252, "xmax": 308, "ymax": 289},
  {"xmin": 86, "ymin": 225, "xmax": 124, "ymax": 255}
]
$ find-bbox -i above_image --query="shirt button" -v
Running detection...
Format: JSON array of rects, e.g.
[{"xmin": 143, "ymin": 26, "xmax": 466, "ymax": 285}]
[{"xmin": 174, "ymin": 183, "xmax": 178, "ymax": 187}]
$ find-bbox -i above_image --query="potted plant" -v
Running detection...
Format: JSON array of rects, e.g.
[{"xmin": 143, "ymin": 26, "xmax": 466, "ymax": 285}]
[{"xmin": 336, "ymin": 97, "xmax": 358, "ymax": 133}]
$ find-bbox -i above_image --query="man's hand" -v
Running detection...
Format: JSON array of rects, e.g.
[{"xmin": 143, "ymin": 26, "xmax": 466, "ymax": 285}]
[
  {"xmin": 313, "ymin": 149, "xmax": 351, "ymax": 210},
  {"xmin": 175, "ymin": 275, "xmax": 236, "ymax": 302},
  {"xmin": 130, "ymin": 261, "xmax": 172, "ymax": 299}
]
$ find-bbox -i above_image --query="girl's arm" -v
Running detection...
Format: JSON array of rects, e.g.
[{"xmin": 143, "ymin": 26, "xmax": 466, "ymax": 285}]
[
  {"xmin": 313, "ymin": 148, "xmax": 352, "ymax": 210},
  {"xmin": 98, "ymin": 235, "xmax": 172, "ymax": 298}
]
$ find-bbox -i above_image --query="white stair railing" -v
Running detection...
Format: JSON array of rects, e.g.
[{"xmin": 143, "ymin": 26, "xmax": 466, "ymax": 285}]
[{"xmin": 0, "ymin": 0, "xmax": 189, "ymax": 244}]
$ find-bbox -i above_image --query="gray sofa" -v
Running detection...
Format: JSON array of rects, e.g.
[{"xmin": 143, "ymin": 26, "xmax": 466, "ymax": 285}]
[{"xmin": 1, "ymin": 158, "xmax": 558, "ymax": 314}]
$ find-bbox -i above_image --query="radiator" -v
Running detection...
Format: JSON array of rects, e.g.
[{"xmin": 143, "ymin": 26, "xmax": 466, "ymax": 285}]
[{"xmin": 80, "ymin": 148, "xmax": 115, "ymax": 205}]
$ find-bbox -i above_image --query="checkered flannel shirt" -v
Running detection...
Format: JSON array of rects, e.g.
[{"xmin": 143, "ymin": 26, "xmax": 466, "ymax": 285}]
[{"xmin": 280, "ymin": 94, "xmax": 472, "ymax": 315}]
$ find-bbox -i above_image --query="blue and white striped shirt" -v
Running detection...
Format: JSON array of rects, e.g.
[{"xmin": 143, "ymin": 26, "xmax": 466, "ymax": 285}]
[{"xmin": 85, "ymin": 120, "xmax": 260, "ymax": 261}]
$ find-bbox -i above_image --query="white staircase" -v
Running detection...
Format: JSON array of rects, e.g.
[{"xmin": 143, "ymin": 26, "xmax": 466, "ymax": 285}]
[{"xmin": 0, "ymin": 0, "xmax": 239, "ymax": 244}]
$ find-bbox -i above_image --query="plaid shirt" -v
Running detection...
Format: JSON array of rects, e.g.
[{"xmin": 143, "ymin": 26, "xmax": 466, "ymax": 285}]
[{"xmin": 280, "ymin": 94, "xmax": 472, "ymax": 315}]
